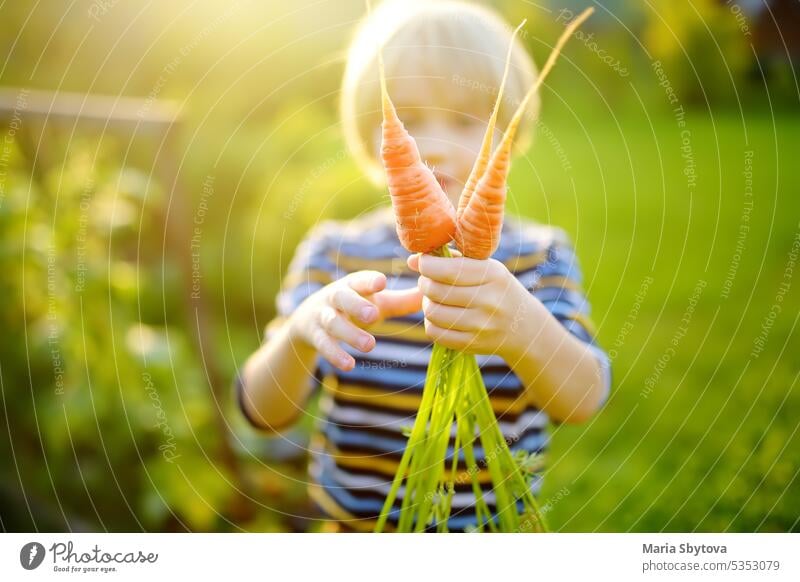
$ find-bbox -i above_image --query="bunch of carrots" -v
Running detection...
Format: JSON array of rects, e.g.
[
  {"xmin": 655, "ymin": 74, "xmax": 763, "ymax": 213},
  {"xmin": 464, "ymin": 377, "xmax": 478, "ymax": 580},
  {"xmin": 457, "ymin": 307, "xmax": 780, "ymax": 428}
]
[{"xmin": 371, "ymin": 4, "xmax": 594, "ymax": 533}]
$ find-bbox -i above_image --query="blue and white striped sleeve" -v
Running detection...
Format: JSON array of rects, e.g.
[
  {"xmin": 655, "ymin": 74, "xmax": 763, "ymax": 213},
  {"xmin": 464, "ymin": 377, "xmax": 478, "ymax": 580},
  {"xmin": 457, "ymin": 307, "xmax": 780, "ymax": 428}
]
[
  {"xmin": 271, "ymin": 224, "xmax": 338, "ymax": 332},
  {"xmin": 528, "ymin": 235, "xmax": 612, "ymax": 407},
  {"xmin": 235, "ymin": 223, "xmax": 338, "ymax": 431}
]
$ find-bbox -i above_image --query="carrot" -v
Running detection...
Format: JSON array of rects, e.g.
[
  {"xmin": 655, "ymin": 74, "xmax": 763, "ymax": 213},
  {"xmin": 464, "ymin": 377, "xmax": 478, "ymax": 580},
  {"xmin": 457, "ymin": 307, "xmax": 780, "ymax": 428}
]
[
  {"xmin": 456, "ymin": 7, "xmax": 594, "ymax": 259},
  {"xmin": 375, "ymin": 22, "xmax": 457, "ymax": 253},
  {"xmin": 456, "ymin": 20, "xmax": 525, "ymax": 222}
]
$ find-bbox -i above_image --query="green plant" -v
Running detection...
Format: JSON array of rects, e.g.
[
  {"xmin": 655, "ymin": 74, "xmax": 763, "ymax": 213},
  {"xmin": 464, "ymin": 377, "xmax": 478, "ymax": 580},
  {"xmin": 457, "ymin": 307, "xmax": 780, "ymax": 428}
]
[{"xmin": 373, "ymin": 247, "xmax": 547, "ymax": 532}]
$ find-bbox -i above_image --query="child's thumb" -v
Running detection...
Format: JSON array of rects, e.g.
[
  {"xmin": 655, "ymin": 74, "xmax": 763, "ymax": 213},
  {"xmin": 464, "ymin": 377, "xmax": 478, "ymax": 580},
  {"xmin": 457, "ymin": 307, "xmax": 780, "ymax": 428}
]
[{"xmin": 372, "ymin": 287, "xmax": 423, "ymax": 319}]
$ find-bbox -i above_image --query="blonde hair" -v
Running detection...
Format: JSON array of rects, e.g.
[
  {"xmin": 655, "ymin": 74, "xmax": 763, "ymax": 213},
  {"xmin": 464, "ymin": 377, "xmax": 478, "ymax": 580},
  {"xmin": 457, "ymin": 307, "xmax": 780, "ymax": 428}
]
[{"xmin": 341, "ymin": 0, "xmax": 539, "ymax": 183}]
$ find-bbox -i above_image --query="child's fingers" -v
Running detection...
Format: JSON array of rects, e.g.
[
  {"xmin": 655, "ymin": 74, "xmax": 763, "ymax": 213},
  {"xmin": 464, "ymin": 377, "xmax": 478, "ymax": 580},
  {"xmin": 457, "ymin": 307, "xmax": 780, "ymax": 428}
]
[
  {"xmin": 411, "ymin": 254, "xmax": 496, "ymax": 286},
  {"xmin": 422, "ymin": 297, "xmax": 483, "ymax": 332},
  {"xmin": 423, "ymin": 319, "xmax": 474, "ymax": 351},
  {"xmin": 331, "ymin": 286, "xmax": 379, "ymax": 324},
  {"xmin": 309, "ymin": 325, "xmax": 354, "ymax": 371},
  {"xmin": 320, "ymin": 306, "xmax": 376, "ymax": 352},
  {"xmin": 418, "ymin": 276, "xmax": 485, "ymax": 308},
  {"xmin": 372, "ymin": 287, "xmax": 423, "ymax": 319},
  {"xmin": 345, "ymin": 270, "xmax": 387, "ymax": 296},
  {"xmin": 406, "ymin": 249, "xmax": 463, "ymax": 272}
]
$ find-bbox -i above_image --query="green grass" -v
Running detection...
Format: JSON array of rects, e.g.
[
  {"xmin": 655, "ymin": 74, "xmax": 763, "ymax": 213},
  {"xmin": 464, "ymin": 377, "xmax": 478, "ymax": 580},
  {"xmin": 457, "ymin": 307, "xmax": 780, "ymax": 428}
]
[{"xmin": 508, "ymin": 110, "xmax": 800, "ymax": 532}]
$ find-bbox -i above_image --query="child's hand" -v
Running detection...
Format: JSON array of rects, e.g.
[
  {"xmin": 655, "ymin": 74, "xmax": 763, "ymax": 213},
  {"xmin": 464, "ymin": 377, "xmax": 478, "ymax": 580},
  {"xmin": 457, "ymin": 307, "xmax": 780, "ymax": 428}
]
[
  {"xmin": 288, "ymin": 271, "xmax": 422, "ymax": 372},
  {"xmin": 408, "ymin": 253, "xmax": 542, "ymax": 357}
]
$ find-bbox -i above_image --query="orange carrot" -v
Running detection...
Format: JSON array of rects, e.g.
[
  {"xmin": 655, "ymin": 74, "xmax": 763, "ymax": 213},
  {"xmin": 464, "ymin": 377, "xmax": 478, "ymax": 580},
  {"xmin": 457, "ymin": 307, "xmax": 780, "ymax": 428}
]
[
  {"xmin": 376, "ymin": 27, "xmax": 457, "ymax": 253},
  {"xmin": 456, "ymin": 20, "xmax": 525, "ymax": 222},
  {"xmin": 456, "ymin": 8, "xmax": 594, "ymax": 259}
]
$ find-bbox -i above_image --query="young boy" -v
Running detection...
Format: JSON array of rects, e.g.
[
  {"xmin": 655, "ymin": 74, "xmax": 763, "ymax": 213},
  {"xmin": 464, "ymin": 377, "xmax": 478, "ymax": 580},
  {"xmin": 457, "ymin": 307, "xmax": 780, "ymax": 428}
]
[{"xmin": 237, "ymin": 0, "xmax": 611, "ymax": 532}]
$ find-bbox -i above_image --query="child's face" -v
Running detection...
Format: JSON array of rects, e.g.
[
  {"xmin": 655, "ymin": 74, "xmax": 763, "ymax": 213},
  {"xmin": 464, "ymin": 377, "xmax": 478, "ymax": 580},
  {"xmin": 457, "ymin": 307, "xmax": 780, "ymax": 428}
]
[{"xmin": 374, "ymin": 79, "xmax": 492, "ymax": 206}]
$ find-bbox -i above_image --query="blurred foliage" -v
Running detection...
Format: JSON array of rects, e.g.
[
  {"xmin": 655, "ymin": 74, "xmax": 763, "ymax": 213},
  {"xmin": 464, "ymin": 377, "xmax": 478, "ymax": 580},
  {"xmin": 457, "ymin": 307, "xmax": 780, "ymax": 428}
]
[
  {"xmin": 0, "ymin": 137, "xmax": 236, "ymax": 531},
  {"xmin": 1, "ymin": 0, "xmax": 798, "ymax": 532},
  {"xmin": 640, "ymin": 0, "xmax": 750, "ymax": 105}
]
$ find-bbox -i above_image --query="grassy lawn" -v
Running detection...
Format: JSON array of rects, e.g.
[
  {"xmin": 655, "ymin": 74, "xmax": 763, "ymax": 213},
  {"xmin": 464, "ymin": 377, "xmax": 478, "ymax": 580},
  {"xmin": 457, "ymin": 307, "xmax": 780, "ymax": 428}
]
[{"xmin": 511, "ymin": 109, "xmax": 800, "ymax": 531}]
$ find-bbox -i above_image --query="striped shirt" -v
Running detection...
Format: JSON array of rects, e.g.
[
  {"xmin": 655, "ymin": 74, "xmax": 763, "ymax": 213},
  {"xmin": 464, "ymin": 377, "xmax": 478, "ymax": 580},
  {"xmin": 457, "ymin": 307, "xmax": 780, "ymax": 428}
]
[{"xmin": 237, "ymin": 207, "xmax": 611, "ymax": 532}]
